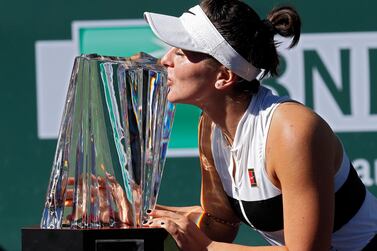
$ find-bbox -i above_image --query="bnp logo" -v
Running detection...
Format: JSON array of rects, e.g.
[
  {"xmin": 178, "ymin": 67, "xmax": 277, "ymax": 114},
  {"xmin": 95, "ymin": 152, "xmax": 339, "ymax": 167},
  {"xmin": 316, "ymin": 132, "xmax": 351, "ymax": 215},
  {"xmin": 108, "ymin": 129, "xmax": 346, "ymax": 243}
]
[{"xmin": 268, "ymin": 32, "xmax": 377, "ymax": 132}]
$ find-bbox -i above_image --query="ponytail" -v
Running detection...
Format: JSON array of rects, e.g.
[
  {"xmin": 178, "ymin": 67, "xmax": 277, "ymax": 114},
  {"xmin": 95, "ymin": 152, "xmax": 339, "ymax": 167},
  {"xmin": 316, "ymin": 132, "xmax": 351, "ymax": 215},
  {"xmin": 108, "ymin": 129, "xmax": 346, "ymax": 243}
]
[{"xmin": 267, "ymin": 6, "xmax": 301, "ymax": 48}]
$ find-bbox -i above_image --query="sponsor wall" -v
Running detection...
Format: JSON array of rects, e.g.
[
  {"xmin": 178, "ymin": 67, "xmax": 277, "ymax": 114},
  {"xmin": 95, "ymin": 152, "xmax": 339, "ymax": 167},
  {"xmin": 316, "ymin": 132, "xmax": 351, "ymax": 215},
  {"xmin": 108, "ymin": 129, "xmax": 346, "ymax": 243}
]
[{"xmin": 0, "ymin": 0, "xmax": 376, "ymax": 250}]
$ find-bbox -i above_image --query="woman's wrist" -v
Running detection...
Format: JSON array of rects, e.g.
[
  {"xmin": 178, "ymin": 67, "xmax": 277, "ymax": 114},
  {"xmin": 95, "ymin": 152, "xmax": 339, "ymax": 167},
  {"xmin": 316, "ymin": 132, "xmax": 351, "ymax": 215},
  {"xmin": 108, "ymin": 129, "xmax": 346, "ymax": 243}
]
[
  {"xmin": 206, "ymin": 240, "xmax": 216, "ymax": 251},
  {"xmin": 206, "ymin": 240, "xmax": 223, "ymax": 251}
]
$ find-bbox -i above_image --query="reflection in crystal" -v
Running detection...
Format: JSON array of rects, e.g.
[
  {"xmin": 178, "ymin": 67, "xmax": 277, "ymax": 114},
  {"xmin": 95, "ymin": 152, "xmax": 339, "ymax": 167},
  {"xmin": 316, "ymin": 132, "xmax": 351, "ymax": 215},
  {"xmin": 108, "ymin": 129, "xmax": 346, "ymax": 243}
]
[{"xmin": 41, "ymin": 53, "xmax": 175, "ymax": 229}]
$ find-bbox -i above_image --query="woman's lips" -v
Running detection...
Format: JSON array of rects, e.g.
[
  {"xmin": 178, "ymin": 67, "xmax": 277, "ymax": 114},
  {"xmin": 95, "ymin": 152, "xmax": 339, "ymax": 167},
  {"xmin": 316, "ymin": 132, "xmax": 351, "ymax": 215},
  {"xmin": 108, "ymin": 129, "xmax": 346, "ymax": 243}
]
[
  {"xmin": 167, "ymin": 78, "xmax": 173, "ymax": 86},
  {"xmin": 167, "ymin": 79, "xmax": 172, "ymax": 93}
]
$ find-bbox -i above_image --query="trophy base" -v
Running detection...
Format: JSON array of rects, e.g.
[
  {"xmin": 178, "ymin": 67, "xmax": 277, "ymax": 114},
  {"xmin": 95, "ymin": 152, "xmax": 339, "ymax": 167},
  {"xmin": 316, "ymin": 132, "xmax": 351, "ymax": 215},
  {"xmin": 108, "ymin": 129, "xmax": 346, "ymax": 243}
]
[{"xmin": 22, "ymin": 226, "xmax": 171, "ymax": 251}]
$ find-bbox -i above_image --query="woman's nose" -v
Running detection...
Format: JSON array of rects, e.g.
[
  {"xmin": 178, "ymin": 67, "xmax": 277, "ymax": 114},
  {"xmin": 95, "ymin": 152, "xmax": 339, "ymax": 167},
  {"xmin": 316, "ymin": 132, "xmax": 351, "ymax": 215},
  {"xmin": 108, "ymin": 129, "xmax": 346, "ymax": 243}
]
[{"xmin": 161, "ymin": 48, "xmax": 174, "ymax": 67}]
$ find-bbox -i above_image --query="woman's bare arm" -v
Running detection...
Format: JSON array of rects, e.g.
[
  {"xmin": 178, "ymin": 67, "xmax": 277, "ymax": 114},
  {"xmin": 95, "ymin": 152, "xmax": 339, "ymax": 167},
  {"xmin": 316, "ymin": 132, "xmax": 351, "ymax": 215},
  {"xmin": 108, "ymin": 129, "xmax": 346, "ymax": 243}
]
[{"xmin": 266, "ymin": 103, "xmax": 339, "ymax": 251}]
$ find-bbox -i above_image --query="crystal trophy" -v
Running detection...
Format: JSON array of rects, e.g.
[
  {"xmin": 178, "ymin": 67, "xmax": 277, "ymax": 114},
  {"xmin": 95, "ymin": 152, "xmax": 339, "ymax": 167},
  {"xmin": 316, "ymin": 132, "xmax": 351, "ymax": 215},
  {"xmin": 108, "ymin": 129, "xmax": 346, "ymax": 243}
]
[{"xmin": 40, "ymin": 53, "xmax": 175, "ymax": 229}]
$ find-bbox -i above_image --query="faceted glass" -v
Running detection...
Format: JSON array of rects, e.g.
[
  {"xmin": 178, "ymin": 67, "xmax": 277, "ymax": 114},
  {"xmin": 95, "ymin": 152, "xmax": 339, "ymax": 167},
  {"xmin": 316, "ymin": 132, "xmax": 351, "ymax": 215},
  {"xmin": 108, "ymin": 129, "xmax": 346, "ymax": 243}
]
[{"xmin": 41, "ymin": 53, "xmax": 175, "ymax": 229}]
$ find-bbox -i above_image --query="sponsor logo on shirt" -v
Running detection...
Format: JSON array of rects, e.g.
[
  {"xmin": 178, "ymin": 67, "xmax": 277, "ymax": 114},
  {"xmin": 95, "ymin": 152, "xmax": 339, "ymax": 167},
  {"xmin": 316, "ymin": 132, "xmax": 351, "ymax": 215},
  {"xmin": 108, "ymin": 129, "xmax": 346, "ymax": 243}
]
[{"xmin": 248, "ymin": 168, "xmax": 257, "ymax": 187}]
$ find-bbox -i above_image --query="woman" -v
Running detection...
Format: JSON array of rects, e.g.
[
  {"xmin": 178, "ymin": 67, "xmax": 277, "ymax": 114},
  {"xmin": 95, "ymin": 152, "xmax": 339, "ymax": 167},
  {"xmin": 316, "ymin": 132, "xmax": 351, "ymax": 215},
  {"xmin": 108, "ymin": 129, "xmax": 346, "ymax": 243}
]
[{"xmin": 143, "ymin": 0, "xmax": 377, "ymax": 250}]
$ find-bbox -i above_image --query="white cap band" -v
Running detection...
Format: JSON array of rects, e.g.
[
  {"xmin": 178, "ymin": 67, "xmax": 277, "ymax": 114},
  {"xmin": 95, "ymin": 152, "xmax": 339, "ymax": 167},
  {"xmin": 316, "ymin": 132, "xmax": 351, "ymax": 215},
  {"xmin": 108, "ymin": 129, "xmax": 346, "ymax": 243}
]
[{"xmin": 144, "ymin": 5, "xmax": 261, "ymax": 81}]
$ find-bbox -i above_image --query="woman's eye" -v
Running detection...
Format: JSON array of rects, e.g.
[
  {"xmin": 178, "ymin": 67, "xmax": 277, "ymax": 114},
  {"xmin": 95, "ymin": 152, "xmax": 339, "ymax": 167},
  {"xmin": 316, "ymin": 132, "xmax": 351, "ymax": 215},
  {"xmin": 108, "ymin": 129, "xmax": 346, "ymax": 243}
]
[{"xmin": 175, "ymin": 50, "xmax": 184, "ymax": 56}]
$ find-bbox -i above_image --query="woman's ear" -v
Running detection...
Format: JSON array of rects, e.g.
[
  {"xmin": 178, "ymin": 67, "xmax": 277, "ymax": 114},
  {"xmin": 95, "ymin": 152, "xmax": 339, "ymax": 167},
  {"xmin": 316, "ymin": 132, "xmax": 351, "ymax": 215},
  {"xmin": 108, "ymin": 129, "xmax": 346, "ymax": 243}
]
[{"xmin": 214, "ymin": 66, "xmax": 238, "ymax": 90}]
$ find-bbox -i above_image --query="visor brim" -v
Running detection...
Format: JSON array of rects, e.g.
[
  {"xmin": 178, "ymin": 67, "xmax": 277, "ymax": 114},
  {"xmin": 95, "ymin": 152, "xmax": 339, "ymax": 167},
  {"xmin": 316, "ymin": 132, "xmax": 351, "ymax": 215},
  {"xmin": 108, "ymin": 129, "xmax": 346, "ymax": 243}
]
[{"xmin": 144, "ymin": 12, "xmax": 203, "ymax": 53}]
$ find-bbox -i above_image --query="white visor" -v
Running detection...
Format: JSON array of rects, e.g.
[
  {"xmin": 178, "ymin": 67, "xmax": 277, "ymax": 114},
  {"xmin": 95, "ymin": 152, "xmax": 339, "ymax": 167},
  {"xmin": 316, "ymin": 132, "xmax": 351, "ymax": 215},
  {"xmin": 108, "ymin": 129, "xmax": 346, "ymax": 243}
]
[{"xmin": 144, "ymin": 5, "xmax": 261, "ymax": 81}]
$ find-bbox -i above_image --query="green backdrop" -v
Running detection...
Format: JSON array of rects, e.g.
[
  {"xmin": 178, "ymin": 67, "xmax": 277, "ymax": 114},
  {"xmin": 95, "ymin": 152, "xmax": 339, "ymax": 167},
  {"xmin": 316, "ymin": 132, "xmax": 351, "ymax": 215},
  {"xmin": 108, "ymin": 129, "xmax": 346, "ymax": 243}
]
[{"xmin": 1, "ymin": 0, "xmax": 377, "ymax": 250}]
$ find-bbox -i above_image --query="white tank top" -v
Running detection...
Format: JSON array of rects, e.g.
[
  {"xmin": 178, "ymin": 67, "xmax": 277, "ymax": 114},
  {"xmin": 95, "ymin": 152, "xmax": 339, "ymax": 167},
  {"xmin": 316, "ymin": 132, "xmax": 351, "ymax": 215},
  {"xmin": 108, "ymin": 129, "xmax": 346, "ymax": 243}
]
[{"xmin": 211, "ymin": 86, "xmax": 377, "ymax": 250}]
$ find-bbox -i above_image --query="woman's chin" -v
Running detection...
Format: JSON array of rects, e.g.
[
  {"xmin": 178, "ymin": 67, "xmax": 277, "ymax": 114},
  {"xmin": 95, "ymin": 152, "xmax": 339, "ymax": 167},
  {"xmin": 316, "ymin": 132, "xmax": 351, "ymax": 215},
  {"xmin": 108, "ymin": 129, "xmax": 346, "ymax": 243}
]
[
  {"xmin": 167, "ymin": 93, "xmax": 192, "ymax": 105},
  {"xmin": 167, "ymin": 95, "xmax": 176, "ymax": 103},
  {"xmin": 167, "ymin": 92, "xmax": 178, "ymax": 103}
]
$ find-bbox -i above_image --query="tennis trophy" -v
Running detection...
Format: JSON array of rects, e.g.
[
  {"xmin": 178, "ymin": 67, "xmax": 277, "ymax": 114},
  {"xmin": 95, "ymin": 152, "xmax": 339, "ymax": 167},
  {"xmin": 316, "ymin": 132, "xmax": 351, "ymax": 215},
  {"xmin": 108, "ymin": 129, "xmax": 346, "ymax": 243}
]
[{"xmin": 22, "ymin": 53, "xmax": 175, "ymax": 251}]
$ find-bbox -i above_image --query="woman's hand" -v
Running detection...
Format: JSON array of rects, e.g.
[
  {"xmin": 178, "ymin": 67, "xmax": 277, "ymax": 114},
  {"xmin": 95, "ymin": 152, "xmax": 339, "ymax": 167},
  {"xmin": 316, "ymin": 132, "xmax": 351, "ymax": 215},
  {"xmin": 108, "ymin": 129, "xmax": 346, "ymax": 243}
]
[
  {"xmin": 64, "ymin": 173, "xmax": 136, "ymax": 227},
  {"xmin": 155, "ymin": 205, "xmax": 204, "ymax": 223},
  {"xmin": 145, "ymin": 209, "xmax": 213, "ymax": 251}
]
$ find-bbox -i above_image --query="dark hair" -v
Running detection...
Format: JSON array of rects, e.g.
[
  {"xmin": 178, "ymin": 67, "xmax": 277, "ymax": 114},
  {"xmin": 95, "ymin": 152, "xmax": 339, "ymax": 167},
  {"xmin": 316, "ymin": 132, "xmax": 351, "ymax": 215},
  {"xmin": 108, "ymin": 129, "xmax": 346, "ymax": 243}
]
[{"xmin": 200, "ymin": 0, "xmax": 301, "ymax": 94}]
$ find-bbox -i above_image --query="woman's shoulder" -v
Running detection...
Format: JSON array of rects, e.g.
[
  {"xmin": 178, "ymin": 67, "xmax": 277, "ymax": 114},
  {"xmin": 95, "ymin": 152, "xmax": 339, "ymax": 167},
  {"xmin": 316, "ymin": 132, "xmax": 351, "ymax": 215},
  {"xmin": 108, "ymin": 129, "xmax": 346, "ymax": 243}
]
[
  {"xmin": 273, "ymin": 102, "xmax": 326, "ymax": 129},
  {"xmin": 266, "ymin": 101, "xmax": 342, "ymax": 188},
  {"xmin": 269, "ymin": 101, "xmax": 337, "ymax": 154}
]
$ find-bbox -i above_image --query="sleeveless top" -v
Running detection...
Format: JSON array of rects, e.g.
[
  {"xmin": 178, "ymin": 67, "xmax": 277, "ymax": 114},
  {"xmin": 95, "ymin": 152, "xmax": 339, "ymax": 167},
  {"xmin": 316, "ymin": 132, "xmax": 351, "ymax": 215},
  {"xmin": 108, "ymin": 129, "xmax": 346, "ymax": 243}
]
[{"xmin": 199, "ymin": 86, "xmax": 377, "ymax": 251}]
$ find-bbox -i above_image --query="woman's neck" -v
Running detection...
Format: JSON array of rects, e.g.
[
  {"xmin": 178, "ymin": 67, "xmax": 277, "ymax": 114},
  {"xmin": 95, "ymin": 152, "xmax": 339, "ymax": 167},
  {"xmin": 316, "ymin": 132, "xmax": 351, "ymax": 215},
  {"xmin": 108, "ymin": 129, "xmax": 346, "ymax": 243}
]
[{"xmin": 201, "ymin": 94, "xmax": 252, "ymax": 142}]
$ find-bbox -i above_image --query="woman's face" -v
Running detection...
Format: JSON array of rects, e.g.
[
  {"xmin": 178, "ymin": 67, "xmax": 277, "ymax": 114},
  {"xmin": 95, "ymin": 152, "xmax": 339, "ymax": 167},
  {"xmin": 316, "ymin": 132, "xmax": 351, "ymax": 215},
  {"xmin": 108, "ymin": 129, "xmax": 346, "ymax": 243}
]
[{"xmin": 160, "ymin": 47, "xmax": 221, "ymax": 106}]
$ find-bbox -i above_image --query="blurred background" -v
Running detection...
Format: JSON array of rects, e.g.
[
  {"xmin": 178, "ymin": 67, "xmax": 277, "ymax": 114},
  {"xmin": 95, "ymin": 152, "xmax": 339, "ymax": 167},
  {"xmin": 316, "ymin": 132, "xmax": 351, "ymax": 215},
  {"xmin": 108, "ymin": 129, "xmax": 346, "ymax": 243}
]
[{"xmin": 1, "ymin": 0, "xmax": 377, "ymax": 250}]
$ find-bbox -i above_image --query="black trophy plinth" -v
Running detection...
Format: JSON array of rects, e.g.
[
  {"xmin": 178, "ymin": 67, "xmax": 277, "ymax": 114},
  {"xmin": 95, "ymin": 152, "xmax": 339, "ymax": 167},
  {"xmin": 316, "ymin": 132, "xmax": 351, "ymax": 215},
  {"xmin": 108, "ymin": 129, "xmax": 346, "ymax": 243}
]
[{"xmin": 22, "ymin": 226, "xmax": 170, "ymax": 251}]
